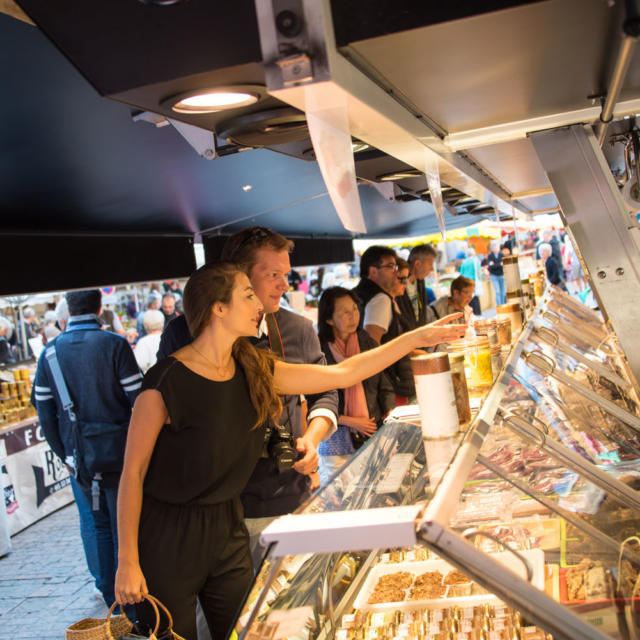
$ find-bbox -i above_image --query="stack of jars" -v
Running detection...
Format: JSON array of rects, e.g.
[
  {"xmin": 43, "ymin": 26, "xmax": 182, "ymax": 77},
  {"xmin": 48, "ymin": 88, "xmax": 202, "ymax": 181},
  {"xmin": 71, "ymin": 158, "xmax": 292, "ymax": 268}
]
[{"xmin": 0, "ymin": 368, "xmax": 36, "ymax": 428}]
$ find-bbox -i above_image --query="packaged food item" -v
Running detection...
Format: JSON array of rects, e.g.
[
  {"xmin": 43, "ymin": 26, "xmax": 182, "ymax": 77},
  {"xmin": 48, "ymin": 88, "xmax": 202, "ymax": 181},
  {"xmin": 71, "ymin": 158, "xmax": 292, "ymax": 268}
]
[{"xmin": 521, "ymin": 278, "xmax": 535, "ymax": 314}]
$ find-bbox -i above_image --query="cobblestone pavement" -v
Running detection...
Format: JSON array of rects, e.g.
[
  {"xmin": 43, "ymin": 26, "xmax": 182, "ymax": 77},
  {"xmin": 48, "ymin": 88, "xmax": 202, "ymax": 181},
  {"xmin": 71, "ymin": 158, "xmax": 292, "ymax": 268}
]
[{"xmin": 0, "ymin": 504, "xmax": 107, "ymax": 640}]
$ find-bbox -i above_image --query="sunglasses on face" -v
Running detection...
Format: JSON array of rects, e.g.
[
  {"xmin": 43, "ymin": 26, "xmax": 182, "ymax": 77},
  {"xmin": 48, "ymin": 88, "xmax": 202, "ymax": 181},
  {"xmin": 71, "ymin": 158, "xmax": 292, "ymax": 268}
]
[
  {"xmin": 233, "ymin": 227, "xmax": 272, "ymax": 255},
  {"xmin": 375, "ymin": 262, "xmax": 398, "ymax": 271},
  {"xmin": 397, "ymin": 276, "xmax": 408, "ymax": 283}
]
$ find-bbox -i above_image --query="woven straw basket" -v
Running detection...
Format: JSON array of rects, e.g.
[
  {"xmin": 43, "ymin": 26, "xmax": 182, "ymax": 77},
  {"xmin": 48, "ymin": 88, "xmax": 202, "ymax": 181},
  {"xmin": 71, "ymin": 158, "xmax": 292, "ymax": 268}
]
[
  {"xmin": 65, "ymin": 612, "xmax": 132, "ymax": 640},
  {"xmin": 66, "ymin": 593, "xmax": 186, "ymax": 640}
]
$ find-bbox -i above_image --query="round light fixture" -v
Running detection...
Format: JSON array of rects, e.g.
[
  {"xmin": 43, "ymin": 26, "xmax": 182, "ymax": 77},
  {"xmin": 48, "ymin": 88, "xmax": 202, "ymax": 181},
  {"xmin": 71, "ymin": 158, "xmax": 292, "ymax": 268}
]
[{"xmin": 163, "ymin": 86, "xmax": 263, "ymax": 114}]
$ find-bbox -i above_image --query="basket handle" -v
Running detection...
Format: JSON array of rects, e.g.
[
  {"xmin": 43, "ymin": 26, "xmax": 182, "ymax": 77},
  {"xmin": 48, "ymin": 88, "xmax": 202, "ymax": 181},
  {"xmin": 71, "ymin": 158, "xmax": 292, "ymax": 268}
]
[
  {"xmin": 145, "ymin": 594, "xmax": 187, "ymax": 640},
  {"xmin": 106, "ymin": 594, "xmax": 160, "ymax": 640}
]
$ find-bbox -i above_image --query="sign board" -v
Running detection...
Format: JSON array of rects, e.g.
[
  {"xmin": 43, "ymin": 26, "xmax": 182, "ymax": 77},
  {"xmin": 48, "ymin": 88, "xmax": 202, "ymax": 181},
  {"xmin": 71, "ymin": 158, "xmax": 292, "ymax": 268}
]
[{"xmin": 0, "ymin": 418, "xmax": 73, "ymax": 535}]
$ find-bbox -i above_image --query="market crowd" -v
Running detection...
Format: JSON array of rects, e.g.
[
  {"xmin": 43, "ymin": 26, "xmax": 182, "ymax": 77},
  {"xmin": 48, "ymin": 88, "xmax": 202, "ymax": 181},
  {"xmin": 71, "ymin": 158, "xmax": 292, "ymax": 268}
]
[{"xmin": 27, "ymin": 225, "xmax": 571, "ymax": 639}]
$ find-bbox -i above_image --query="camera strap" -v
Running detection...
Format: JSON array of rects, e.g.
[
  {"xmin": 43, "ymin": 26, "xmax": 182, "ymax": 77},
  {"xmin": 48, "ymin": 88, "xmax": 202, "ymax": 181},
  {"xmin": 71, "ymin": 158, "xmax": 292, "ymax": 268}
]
[{"xmin": 265, "ymin": 312, "xmax": 285, "ymax": 359}]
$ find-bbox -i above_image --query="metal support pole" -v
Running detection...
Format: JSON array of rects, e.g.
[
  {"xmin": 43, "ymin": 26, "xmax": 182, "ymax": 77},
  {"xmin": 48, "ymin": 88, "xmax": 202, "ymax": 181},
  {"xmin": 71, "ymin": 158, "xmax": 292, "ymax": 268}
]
[
  {"xmin": 530, "ymin": 124, "xmax": 640, "ymax": 387},
  {"xmin": 594, "ymin": 34, "xmax": 637, "ymax": 145}
]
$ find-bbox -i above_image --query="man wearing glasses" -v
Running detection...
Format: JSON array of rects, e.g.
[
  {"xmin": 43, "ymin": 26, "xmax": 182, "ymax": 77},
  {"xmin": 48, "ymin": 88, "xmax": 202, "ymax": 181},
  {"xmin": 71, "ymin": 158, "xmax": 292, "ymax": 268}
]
[{"xmin": 353, "ymin": 246, "xmax": 415, "ymax": 398}]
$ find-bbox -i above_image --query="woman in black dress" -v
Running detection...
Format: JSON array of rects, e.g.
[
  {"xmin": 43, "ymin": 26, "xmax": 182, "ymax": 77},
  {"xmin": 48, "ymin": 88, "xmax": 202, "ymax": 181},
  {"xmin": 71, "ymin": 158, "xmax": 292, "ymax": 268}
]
[{"xmin": 114, "ymin": 262, "xmax": 465, "ymax": 639}]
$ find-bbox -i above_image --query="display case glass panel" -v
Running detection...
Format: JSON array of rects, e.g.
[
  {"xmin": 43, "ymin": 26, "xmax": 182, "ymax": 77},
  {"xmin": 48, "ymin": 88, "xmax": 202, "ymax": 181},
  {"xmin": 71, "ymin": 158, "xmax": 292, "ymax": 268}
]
[{"xmin": 234, "ymin": 290, "xmax": 640, "ymax": 640}]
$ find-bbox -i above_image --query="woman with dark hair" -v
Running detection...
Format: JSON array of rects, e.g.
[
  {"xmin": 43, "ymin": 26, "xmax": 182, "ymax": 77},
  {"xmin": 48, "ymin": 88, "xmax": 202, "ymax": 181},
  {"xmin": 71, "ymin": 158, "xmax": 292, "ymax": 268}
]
[
  {"xmin": 317, "ymin": 287, "xmax": 396, "ymax": 485},
  {"xmin": 115, "ymin": 262, "xmax": 465, "ymax": 639}
]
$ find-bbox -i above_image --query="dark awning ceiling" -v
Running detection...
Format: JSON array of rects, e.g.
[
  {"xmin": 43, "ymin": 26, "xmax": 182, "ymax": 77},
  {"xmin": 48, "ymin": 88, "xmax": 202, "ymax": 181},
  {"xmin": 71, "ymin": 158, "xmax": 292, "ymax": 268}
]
[{"xmin": 2, "ymin": 0, "xmax": 638, "ymax": 293}]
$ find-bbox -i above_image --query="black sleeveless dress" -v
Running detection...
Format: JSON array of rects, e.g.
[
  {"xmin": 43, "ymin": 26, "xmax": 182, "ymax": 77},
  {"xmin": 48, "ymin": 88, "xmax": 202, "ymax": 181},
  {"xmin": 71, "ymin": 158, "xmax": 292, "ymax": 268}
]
[{"xmin": 136, "ymin": 357, "xmax": 265, "ymax": 640}]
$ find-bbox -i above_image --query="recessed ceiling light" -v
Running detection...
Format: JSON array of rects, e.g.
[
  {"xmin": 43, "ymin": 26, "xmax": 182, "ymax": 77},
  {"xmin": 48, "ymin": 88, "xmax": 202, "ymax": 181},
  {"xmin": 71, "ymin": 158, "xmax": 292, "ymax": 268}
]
[
  {"xmin": 162, "ymin": 86, "xmax": 263, "ymax": 114},
  {"xmin": 242, "ymin": 185, "xmax": 252, "ymax": 192}
]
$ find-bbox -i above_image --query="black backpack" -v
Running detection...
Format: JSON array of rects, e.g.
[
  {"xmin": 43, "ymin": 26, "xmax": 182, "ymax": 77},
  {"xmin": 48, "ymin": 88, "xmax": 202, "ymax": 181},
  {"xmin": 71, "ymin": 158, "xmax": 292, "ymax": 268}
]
[{"xmin": 45, "ymin": 345, "xmax": 127, "ymax": 497}]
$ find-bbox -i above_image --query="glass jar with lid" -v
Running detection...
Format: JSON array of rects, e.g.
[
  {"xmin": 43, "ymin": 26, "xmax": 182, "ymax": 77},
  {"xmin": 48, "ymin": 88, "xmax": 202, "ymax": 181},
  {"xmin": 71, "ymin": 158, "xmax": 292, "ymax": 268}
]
[
  {"xmin": 448, "ymin": 337, "xmax": 493, "ymax": 392},
  {"xmin": 496, "ymin": 302, "xmax": 523, "ymax": 336}
]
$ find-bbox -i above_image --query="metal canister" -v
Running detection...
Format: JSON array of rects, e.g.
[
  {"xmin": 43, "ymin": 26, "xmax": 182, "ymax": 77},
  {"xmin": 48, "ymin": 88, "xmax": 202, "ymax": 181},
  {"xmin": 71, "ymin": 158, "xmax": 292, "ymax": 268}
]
[
  {"xmin": 502, "ymin": 255, "xmax": 522, "ymax": 293},
  {"xmin": 411, "ymin": 353, "xmax": 459, "ymax": 439}
]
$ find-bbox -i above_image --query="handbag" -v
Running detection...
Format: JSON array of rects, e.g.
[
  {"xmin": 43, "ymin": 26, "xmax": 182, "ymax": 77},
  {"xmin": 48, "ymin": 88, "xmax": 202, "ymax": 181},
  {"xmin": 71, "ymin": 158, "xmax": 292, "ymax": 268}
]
[{"xmin": 65, "ymin": 609, "xmax": 132, "ymax": 640}]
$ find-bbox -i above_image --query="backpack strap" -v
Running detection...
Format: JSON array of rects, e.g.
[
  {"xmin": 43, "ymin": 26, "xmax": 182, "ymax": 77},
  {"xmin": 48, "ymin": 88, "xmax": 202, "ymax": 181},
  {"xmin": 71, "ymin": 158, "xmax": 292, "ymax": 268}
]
[
  {"xmin": 45, "ymin": 345, "xmax": 101, "ymax": 509},
  {"xmin": 45, "ymin": 345, "xmax": 75, "ymax": 419}
]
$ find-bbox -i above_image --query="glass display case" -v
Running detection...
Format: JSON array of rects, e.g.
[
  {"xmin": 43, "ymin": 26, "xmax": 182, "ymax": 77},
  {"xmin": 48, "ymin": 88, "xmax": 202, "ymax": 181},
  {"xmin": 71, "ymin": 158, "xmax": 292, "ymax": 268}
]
[{"xmin": 233, "ymin": 287, "xmax": 640, "ymax": 640}]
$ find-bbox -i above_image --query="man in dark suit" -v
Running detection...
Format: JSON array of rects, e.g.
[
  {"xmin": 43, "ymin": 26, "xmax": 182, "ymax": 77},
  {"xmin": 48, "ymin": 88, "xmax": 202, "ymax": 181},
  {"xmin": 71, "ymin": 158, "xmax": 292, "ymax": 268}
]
[{"xmin": 157, "ymin": 227, "xmax": 338, "ymax": 550}]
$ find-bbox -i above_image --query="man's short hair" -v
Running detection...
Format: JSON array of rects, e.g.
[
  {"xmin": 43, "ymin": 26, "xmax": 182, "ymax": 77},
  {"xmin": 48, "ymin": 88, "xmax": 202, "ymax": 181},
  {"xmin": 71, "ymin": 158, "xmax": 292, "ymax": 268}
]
[
  {"xmin": 162, "ymin": 293, "xmax": 175, "ymax": 302},
  {"xmin": 538, "ymin": 242, "xmax": 552, "ymax": 257},
  {"xmin": 55, "ymin": 299, "xmax": 69, "ymax": 324},
  {"xmin": 146, "ymin": 294, "xmax": 160, "ymax": 308},
  {"xmin": 359, "ymin": 245, "xmax": 397, "ymax": 278},
  {"xmin": 143, "ymin": 309, "xmax": 165, "ymax": 332},
  {"xmin": 23, "ymin": 307, "xmax": 36, "ymax": 319},
  {"xmin": 396, "ymin": 257, "xmax": 409, "ymax": 272},
  {"xmin": 408, "ymin": 244, "xmax": 436, "ymax": 264},
  {"xmin": 66, "ymin": 290, "xmax": 101, "ymax": 316},
  {"xmin": 221, "ymin": 226, "xmax": 294, "ymax": 273},
  {"xmin": 451, "ymin": 276, "xmax": 475, "ymax": 295}
]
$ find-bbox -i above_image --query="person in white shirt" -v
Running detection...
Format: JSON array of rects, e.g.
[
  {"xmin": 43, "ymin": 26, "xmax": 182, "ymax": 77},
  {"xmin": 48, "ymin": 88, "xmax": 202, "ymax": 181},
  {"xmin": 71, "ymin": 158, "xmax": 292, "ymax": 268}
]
[{"xmin": 134, "ymin": 309, "xmax": 164, "ymax": 373}]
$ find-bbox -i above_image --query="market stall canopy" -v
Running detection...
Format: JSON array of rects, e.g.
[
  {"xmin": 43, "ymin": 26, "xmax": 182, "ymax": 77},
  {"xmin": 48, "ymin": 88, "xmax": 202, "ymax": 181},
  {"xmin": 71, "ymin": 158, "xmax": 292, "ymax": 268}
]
[{"xmin": 1, "ymin": 1, "xmax": 639, "ymax": 293}]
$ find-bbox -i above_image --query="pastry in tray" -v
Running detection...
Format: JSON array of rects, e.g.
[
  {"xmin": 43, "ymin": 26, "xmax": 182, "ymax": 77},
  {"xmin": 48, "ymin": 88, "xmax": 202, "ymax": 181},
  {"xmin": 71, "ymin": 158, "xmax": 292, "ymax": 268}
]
[
  {"xmin": 413, "ymin": 570, "xmax": 443, "ymax": 588},
  {"xmin": 366, "ymin": 571, "xmax": 414, "ymax": 604},
  {"xmin": 444, "ymin": 569, "xmax": 471, "ymax": 585},
  {"xmin": 408, "ymin": 583, "xmax": 446, "ymax": 600},
  {"xmin": 367, "ymin": 586, "xmax": 406, "ymax": 604},
  {"xmin": 375, "ymin": 571, "xmax": 414, "ymax": 590}
]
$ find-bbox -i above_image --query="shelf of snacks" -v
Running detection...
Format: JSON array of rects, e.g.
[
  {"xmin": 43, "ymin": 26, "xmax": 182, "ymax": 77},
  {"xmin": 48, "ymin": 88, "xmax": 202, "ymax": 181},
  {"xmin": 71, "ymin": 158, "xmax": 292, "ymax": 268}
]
[
  {"xmin": 0, "ymin": 366, "xmax": 37, "ymax": 431},
  {"xmin": 233, "ymin": 289, "xmax": 640, "ymax": 640}
]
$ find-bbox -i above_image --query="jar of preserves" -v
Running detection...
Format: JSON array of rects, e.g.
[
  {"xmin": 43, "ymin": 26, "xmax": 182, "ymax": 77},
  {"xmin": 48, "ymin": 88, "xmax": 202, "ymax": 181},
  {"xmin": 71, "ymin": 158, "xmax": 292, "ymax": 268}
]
[
  {"xmin": 496, "ymin": 316, "xmax": 513, "ymax": 345},
  {"xmin": 448, "ymin": 337, "xmax": 493, "ymax": 391},
  {"xmin": 496, "ymin": 302, "xmax": 523, "ymax": 336},
  {"xmin": 473, "ymin": 317, "xmax": 498, "ymax": 347}
]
